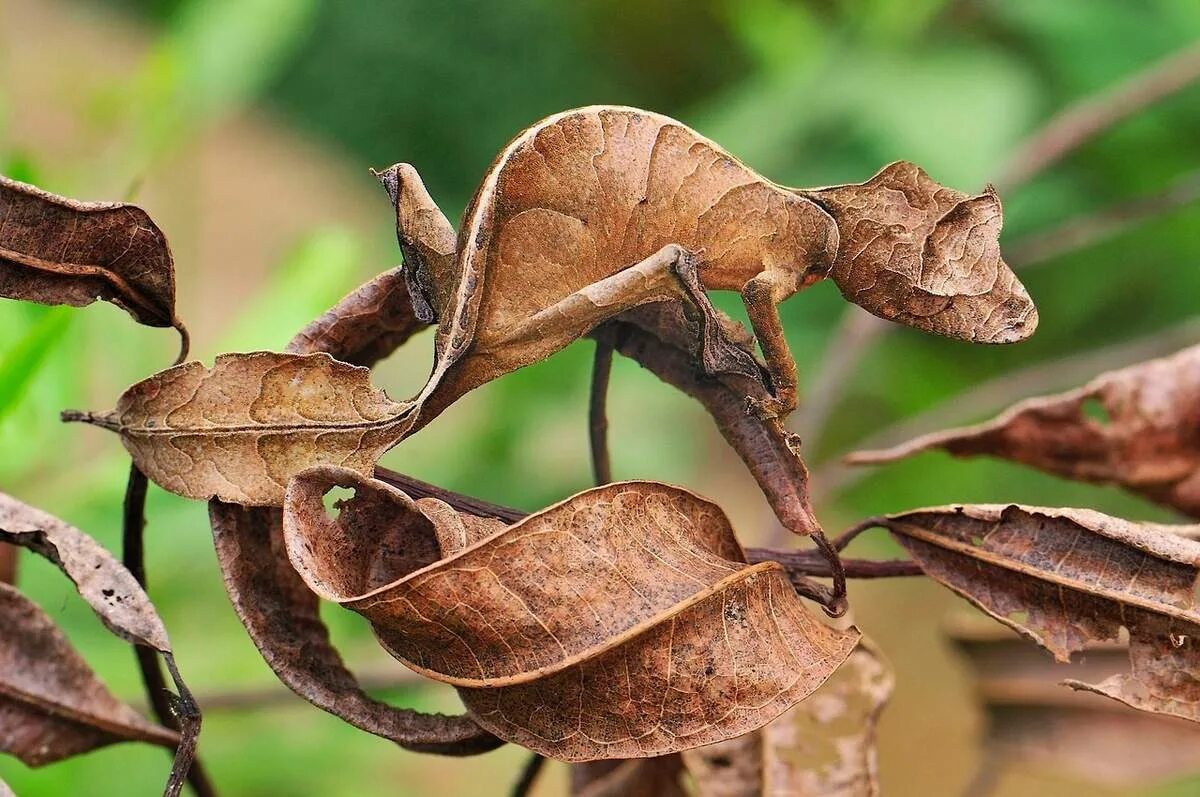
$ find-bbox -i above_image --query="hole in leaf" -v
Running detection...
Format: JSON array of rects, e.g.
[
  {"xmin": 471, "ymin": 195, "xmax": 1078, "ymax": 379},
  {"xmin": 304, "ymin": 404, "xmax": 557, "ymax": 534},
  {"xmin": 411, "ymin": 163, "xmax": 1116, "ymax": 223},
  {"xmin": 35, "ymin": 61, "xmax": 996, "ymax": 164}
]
[
  {"xmin": 1007, "ymin": 610, "xmax": 1029, "ymax": 625},
  {"xmin": 323, "ymin": 486, "xmax": 357, "ymax": 521},
  {"xmin": 971, "ymin": 534, "xmax": 985, "ymax": 546},
  {"xmin": 1081, "ymin": 397, "xmax": 1111, "ymax": 426}
]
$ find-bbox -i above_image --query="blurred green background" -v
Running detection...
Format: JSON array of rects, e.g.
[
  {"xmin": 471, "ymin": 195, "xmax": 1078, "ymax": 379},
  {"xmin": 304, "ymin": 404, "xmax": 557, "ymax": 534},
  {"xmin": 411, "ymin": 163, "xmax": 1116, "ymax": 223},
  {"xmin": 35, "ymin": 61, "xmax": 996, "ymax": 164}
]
[{"xmin": 1, "ymin": 0, "xmax": 1198, "ymax": 794}]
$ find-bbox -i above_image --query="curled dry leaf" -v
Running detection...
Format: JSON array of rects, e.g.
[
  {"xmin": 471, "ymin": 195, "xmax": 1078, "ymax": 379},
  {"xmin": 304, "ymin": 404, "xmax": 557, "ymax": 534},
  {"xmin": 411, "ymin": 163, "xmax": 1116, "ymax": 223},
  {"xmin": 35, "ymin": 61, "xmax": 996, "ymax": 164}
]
[
  {"xmin": 381, "ymin": 105, "xmax": 1034, "ymax": 430},
  {"xmin": 0, "ymin": 492, "xmax": 169, "ymax": 652},
  {"xmin": 0, "ymin": 175, "xmax": 188, "ymax": 359},
  {"xmin": 65, "ymin": 351, "xmax": 412, "ymax": 505},
  {"xmin": 849, "ymin": 343, "xmax": 1200, "ymax": 518},
  {"xmin": 949, "ymin": 616, "xmax": 1200, "ymax": 789},
  {"xmin": 882, "ymin": 504, "xmax": 1200, "ymax": 722},
  {"xmin": 682, "ymin": 640, "xmax": 893, "ymax": 797},
  {"xmin": 207, "ymin": 269, "xmax": 501, "ymax": 755},
  {"xmin": 804, "ymin": 162, "xmax": 1037, "ymax": 343},
  {"xmin": 0, "ymin": 583, "xmax": 177, "ymax": 766},
  {"xmin": 282, "ymin": 466, "xmax": 859, "ymax": 760}
]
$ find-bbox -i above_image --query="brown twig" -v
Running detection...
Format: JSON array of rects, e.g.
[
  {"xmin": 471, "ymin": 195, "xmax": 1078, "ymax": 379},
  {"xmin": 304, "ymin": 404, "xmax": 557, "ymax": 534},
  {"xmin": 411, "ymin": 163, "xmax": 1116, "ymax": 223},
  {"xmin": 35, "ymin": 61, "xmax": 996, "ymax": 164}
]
[
  {"xmin": 589, "ymin": 334, "xmax": 615, "ymax": 486},
  {"xmin": 373, "ymin": 468, "xmax": 917, "ymax": 583},
  {"xmin": 996, "ymin": 41, "xmax": 1200, "ymax": 193},
  {"xmin": 511, "ymin": 754, "xmax": 547, "ymax": 797},
  {"xmin": 124, "ymin": 464, "xmax": 215, "ymax": 797}
]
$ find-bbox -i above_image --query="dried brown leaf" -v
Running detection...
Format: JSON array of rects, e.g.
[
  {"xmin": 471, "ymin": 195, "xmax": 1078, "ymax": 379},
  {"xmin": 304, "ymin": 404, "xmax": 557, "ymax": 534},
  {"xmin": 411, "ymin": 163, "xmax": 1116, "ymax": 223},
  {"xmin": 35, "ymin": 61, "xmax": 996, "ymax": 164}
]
[
  {"xmin": 850, "ymin": 343, "xmax": 1200, "ymax": 518},
  {"xmin": 0, "ymin": 492, "xmax": 169, "ymax": 652},
  {"xmin": 381, "ymin": 106, "xmax": 1034, "ymax": 430},
  {"xmin": 0, "ymin": 175, "xmax": 187, "ymax": 358},
  {"xmin": 0, "ymin": 583, "xmax": 177, "ymax": 766},
  {"xmin": 950, "ymin": 617, "xmax": 1200, "ymax": 788},
  {"xmin": 805, "ymin": 162, "xmax": 1037, "ymax": 343},
  {"xmin": 66, "ymin": 351, "xmax": 413, "ymax": 505},
  {"xmin": 883, "ymin": 503, "xmax": 1200, "ymax": 722},
  {"xmin": 283, "ymin": 467, "xmax": 860, "ymax": 760}
]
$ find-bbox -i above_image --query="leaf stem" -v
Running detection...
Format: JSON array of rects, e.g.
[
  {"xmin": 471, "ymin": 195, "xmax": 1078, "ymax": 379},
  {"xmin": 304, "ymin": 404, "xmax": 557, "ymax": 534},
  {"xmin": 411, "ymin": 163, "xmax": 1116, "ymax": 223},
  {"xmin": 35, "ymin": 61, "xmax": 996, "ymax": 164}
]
[{"xmin": 589, "ymin": 334, "xmax": 615, "ymax": 486}]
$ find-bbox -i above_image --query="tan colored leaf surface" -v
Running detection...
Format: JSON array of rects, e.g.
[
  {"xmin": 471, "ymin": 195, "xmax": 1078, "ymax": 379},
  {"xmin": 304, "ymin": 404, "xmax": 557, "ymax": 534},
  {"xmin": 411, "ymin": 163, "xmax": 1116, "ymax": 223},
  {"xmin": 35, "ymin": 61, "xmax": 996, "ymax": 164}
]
[
  {"xmin": 681, "ymin": 640, "xmax": 892, "ymax": 797},
  {"xmin": 850, "ymin": 343, "xmax": 1200, "ymax": 518},
  {"xmin": 381, "ymin": 106, "xmax": 1032, "ymax": 431},
  {"xmin": 0, "ymin": 175, "xmax": 187, "ymax": 357},
  {"xmin": 0, "ymin": 492, "xmax": 169, "ymax": 652},
  {"xmin": 804, "ymin": 162, "xmax": 1037, "ymax": 343},
  {"xmin": 884, "ymin": 503, "xmax": 1200, "ymax": 722},
  {"xmin": 283, "ymin": 467, "xmax": 859, "ymax": 760},
  {"xmin": 949, "ymin": 616, "xmax": 1200, "ymax": 788},
  {"xmin": 67, "ymin": 351, "xmax": 413, "ymax": 505},
  {"xmin": 0, "ymin": 582, "xmax": 177, "ymax": 766}
]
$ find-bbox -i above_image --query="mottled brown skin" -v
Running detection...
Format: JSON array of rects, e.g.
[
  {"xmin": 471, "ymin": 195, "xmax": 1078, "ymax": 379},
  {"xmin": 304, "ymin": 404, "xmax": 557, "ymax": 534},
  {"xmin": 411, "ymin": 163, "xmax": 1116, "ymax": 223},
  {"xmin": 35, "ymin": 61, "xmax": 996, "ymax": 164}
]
[{"xmin": 381, "ymin": 106, "xmax": 1035, "ymax": 425}]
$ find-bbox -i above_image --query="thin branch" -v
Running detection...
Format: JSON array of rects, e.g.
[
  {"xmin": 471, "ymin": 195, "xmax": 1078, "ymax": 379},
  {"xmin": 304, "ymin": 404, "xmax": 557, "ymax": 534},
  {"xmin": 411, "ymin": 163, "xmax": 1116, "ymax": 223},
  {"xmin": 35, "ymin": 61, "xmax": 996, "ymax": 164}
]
[
  {"xmin": 124, "ymin": 464, "xmax": 216, "ymax": 797},
  {"xmin": 372, "ymin": 469, "xmax": 919, "ymax": 586},
  {"xmin": 589, "ymin": 334, "xmax": 615, "ymax": 486},
  {"xmin": 1006, "ymin": 169, "xmax": 1200, "ymax": 268},
  {"xmin": 511, "ymin": 754, "xmax": 547, "ymax": 797},
  {"xmin": 746, "ymin": 548, "xmax": 922, "ymax": 579},
  {"xmin": 817, "ymin": 316, "xmax": 1200, "ymax": 497},
  {"xmin": 997, "ymin": 41, "xmax": 1200, "ymax": 193}
]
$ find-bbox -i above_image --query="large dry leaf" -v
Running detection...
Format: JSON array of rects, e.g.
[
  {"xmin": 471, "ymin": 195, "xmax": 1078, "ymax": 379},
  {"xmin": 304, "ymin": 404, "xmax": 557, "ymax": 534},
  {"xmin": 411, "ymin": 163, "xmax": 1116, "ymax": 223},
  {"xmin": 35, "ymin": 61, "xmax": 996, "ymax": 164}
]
[
  {"xmin": 0, "ymin": 492, "xmax": 170, "ymax": 652},
  {"xmin": 804, "ymin": 162, "xmax": 1037, "ymax": 343},
  {"xmin": 682, "ymin": 640, "xmax": 893, "ymax": 797},
  {"xmin": 0, "ymin": 175, "xmax": 187, "ymax": 358},
  {"xmin": 950, "ymin": 616, "xmax": 1200, "ymax": 789},
  {"xmin": 283, "ymin": 467, "xmax": 859, "ymax": 760},
  {"xmin": 850, "ymin": 342, "xmax": 1200, "ymax": 518},
  {"xmin": 382, "ymin": 106, "xmax": 1034, "ymax": 431},
  {"xmin": 882, "ymin": 504, "xmax": 1200, "ymax": 722},
  {"xmin": 66, "ymin": 351, "xmax": 413, "ymax": 505},
  {"xmin": 0, "ymin": 583, "xmax": 177, "ymax": 766}
]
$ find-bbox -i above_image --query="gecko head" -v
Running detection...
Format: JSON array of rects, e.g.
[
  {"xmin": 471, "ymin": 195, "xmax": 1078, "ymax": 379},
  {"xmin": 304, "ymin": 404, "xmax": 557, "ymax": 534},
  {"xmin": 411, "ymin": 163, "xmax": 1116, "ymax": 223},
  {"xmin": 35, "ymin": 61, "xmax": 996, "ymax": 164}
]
[{"xmin": 804, "ymin": 161, "xmax": 1037, "ymax": 344}]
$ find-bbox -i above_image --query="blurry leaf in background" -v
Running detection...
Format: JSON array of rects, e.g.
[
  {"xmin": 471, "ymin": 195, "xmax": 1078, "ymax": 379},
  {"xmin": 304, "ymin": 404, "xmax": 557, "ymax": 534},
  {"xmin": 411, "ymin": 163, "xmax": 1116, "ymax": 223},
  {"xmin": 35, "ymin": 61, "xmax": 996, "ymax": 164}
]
[{"xmin": 0, "ymin": 307, "xmax": 72, "ymax": 420}]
